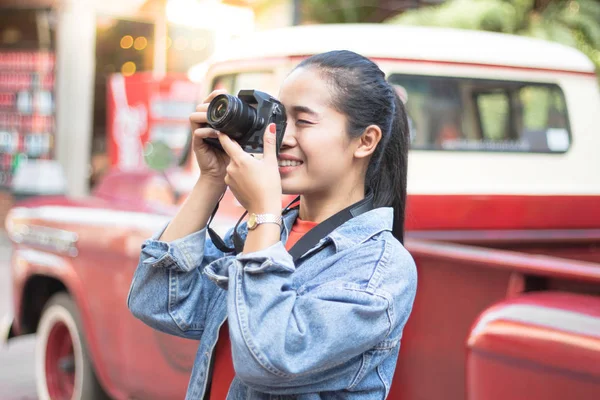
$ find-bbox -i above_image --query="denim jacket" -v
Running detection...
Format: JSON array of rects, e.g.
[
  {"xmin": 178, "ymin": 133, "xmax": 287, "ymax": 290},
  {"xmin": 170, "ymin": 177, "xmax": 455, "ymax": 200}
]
[{"xmin": 127, "ymin": 207, "xmax": 417, "ymax": 400}]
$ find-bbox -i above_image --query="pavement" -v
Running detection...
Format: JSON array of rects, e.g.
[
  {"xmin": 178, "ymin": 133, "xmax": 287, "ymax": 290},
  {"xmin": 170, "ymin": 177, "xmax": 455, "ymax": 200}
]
[{"xmin": 0, "ymin": 230, "xmax": 37, "ymax": 399}]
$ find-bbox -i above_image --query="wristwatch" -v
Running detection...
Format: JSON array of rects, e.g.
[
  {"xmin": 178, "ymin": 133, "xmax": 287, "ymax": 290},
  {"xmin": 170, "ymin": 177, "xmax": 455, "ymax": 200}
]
[{"xmin": 247, "ymin": 213, "xmax": 283, "ymax": 230}]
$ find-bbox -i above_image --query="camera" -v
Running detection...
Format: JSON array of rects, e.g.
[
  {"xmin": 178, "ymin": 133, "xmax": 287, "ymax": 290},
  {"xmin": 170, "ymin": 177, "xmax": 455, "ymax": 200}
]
[{"xmin": 204, "ymin": 90, "xmax": 287, "ymax": 156}]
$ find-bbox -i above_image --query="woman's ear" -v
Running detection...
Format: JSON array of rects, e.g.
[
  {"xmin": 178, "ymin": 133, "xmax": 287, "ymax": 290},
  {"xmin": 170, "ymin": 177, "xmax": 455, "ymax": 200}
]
[{"xmin": 354, "ymin": 125, "xmax": 382, "ymax": 159}]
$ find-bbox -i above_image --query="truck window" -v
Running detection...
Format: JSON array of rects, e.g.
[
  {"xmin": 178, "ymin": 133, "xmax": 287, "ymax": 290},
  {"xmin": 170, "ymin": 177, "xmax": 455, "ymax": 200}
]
[
  {"xmin": 474, "ymin": 90, "xmax": 510, "ymax": 142},
  {"xmin": 211, "ymin": 74, "xmax": 235, "ymax": 92},
  {"xmin": 388, "ymin": 74, "xmax": 571, "ymax": 153}
]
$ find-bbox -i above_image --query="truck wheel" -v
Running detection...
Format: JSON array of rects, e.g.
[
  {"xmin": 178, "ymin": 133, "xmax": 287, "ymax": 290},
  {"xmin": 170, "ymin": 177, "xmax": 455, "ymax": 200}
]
[{"xmin": 35, "ymin": 293, "xmax": 108, "ymax": 400}]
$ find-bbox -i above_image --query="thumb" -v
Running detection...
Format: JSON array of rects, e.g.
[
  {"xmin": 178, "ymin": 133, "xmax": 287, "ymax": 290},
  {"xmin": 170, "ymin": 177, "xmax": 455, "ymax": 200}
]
[{"xmin": 263, "ymin": 123, "xmax": 278, "ymax": 161}]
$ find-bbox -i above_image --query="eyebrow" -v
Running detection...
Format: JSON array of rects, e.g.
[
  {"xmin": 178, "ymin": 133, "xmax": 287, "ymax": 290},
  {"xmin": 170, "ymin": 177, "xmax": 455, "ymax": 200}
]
[{"xmin": 291, "ymin": 105, "xmax": 320, "ymax": 119}]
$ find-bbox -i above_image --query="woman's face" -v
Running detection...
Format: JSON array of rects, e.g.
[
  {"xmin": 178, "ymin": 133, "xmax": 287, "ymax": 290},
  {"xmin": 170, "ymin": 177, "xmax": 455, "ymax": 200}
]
[{"xmin": 277, "ymin": 67, "xmax": 358, "ymax": 196}]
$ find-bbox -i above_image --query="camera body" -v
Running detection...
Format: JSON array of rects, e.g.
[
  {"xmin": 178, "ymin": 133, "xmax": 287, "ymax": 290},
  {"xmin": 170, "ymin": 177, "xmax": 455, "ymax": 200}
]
[{"xmin": 204, "ymin": 90, "xmax": 287, "ymax": 156}]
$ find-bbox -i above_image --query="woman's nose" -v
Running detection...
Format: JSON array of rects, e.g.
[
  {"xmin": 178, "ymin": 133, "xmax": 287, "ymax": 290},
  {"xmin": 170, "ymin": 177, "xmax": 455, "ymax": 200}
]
[{"xmin": 280, "ymin": 125, "xmax": 297, "ymax": 148}]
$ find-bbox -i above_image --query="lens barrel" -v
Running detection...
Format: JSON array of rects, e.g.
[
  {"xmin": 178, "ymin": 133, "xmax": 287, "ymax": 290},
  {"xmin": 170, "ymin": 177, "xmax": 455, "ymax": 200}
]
[{"xmin": 207, "ymin": 94, "xmax": 258, "ymax": 140}]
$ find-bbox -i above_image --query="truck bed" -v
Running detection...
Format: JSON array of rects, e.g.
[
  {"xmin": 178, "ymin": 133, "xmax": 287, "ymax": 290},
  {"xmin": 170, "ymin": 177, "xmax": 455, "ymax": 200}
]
[{"xmin": 391, "ymin": 235, "xmax": 600, "ymax": 400}]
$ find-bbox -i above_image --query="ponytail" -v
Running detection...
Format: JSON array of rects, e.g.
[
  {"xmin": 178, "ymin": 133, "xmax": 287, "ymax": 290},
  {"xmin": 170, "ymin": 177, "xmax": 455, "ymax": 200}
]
[{"xmin": 370, "ymin": 91, "xmax": 409, "ymax": 243}]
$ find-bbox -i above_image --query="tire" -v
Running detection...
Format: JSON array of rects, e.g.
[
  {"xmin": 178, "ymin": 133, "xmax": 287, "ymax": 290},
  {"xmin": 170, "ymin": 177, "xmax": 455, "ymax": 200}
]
[{"xmin": 35, "ymin": 292, "xmax": 109, "ymax": 400}]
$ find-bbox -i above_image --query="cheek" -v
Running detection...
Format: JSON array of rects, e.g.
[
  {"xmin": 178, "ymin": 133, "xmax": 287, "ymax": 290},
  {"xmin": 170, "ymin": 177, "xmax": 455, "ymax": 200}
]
[{"xmin": 302, "ymin": 133, "xmax": 351, "ymax": 172}]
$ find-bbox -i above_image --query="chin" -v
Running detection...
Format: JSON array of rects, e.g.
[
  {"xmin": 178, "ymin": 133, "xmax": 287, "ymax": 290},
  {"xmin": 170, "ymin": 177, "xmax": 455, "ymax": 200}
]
[
  {"xmin": 282, "ymin": 187, "xmax": 299, "ymax": 195},
  {"xmin": 282, "ymin": 181, "xmax": 305, "ymax": 196}
]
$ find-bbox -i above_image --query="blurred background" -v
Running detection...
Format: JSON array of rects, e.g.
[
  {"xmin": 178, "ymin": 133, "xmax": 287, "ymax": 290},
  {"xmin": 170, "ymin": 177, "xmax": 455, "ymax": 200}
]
[
  {"xmin": 0, "ymin": 0, "xmax": 598, "ymax": 222},
  {"xmin": 0, "ymin": 0, "xmax": 598, "ymax": 398}
]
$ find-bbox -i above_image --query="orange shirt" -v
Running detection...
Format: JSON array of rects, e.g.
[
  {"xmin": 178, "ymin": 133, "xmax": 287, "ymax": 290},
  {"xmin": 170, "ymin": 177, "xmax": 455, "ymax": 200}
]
[
  {"xmin": 283, "ymin": 217, "xmax": 319, "ymax": 250},
  {"xmin": 209, "ymin": 217, "xmax": 318, "ymax": 400}
]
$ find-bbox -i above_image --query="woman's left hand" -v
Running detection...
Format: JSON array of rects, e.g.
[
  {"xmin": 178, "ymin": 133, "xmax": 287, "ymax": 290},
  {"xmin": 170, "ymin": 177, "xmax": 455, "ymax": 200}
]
[{"xmin": 218, "ymin": 123, "xmax": 282, "ymax": 215}]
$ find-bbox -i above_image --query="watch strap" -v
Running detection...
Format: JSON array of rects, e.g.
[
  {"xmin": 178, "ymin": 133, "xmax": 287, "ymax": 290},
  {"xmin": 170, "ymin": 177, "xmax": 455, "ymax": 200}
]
[{"xmin": 250, "ymin": 213, "xmax": 283, "ymax": 229}]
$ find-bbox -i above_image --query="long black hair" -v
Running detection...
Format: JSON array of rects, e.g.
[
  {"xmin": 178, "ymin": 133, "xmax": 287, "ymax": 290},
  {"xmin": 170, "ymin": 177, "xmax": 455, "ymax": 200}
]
[{"xmin": 295, "ymin": 50, "xmax": 410, "ymax": 243}]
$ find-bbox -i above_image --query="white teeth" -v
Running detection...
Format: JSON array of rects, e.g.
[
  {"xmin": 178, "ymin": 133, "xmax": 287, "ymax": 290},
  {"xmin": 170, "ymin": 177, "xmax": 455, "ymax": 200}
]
[{"xmin": 277, "ymin": 160, "xmax": 302, "ymax": 167}]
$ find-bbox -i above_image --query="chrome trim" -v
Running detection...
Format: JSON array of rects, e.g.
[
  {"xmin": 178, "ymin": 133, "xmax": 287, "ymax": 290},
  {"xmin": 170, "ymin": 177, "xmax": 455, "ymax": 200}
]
[{"xmin": 9, "ymin": 224, "xmax": 79, "ymax": 257}]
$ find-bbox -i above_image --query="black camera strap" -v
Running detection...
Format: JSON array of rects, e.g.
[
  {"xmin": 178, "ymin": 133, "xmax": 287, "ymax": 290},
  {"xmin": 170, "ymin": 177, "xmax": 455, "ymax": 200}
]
[
  {"xmin": 286, "ymin": 191, "xmax": 374, "ymax": 261},
  {"xmin": 207, "ymin": 190, "xmax": 375, "ymax": 261}
]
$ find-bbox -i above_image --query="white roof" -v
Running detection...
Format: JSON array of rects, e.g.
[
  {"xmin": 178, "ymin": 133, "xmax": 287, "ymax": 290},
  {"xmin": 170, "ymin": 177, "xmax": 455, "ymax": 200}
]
[{"xmin": 210, "ymin": 24, "xmax": 595, "ymax": 73}]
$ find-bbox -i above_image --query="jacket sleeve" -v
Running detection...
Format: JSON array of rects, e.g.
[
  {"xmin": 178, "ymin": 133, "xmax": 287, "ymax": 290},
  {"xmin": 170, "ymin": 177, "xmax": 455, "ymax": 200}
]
[
  {"xmin": 127, "ymin": 223, "xmax": 234, "ymax": 340},
  {"xmin": 203, "ymin": 239, "xmax": 417, "ymax": 393}
]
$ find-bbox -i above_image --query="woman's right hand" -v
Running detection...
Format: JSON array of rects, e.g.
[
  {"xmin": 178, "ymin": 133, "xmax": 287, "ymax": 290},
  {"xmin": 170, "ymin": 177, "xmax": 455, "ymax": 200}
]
[{"xmin": 189, "ymin": 89, "xmax": 230, "ymax": 186}]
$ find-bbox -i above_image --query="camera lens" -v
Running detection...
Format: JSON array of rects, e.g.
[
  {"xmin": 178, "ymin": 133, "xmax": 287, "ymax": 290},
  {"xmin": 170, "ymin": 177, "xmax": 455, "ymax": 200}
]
[
  {"xmin": 207, "ymin": 94, "xmax": 258, "ymax": 140},
  {"xmin": 213, "ymin": 98, "xmax": 228, "ymax": 120}
]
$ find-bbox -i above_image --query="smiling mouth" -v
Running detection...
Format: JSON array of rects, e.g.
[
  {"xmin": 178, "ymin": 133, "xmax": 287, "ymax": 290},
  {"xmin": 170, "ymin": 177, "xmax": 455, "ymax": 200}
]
[{"xmin": 277, "ymin": 160, "xmax": 303, "ymax": 167}]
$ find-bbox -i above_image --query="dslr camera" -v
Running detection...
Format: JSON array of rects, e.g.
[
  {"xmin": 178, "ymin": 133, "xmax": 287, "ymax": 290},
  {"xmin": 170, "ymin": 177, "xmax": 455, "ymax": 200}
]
[{"xmin": 204, "ymin": 90, "xmax": 287, "ymax": 156}]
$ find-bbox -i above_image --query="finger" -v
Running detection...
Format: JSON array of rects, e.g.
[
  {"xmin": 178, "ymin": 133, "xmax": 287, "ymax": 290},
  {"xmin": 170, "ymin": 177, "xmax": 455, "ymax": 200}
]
[
  {"xmin": 205, "ymin": 88, "xmax": 228, "ymax": 101},
  {"xmin": 190, "ymin": 111, "xmax": 207, "ymax": 123},
  {"xmin": 202, "ymin": 89, "xmax": 228, "ymax": 105},
  {"xmin": 262, "ymin": 123, "xmax": 278, "ymax": 162},
  {"xmin": 189, "ymin": 112, "xmax": 208, "ymax": 132},
  {"xmin": 193, "ymin": 127, "xmax": 219, "ymax": 139},
  {"xmin": 218, "ymin": 133, "xmax": 247, "ymax": 160},
  {"xmin": 195, "ymin": 89, "xmax": 228, "ymax": 112}
]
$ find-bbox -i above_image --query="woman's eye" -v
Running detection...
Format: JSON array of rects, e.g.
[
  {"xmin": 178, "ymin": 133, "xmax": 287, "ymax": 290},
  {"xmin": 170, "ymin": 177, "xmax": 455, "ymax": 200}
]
[{"xmin": 296, "ymin": 119, "xmax": 313, "ymax": 126}]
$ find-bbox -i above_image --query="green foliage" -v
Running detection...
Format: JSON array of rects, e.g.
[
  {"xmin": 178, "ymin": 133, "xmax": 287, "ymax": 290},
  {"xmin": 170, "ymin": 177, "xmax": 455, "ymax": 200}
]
[
  {"xmin": 301, "ymin": 0, "xmax": 413, "ymax": 23},
  {"xmin": 392, "ymin": 0, "xmax": 516, "ymax": 31},
  {"xmin": 294, "ymin": 0, "xmax": 599, "ymax": 78},
  {"xmin": 386, "ymin": 0, "xmax": 600, "ymax": 77}
]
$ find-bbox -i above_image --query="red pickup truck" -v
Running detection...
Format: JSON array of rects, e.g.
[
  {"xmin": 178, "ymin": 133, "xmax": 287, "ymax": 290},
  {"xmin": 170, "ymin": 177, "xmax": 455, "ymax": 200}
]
[{"xmin": 3, "ymin": 24, "xmax": 600, "ymax": 400}]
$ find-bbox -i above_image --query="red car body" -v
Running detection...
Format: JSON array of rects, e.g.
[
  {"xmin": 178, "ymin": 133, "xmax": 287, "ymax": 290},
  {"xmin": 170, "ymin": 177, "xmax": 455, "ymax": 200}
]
[{"xmin": 3, "ymin": 25, "xmax": 600, "ymax": 400}]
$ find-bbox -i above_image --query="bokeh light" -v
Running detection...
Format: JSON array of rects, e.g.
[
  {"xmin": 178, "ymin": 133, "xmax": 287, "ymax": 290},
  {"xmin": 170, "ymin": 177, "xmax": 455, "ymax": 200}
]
[
  {"xmin": 120, "ymin": 35, "xmax": 133, "ymax": 49},
  {"xmin": 174, "ymin": 36, "xmax": 188, "ymax": 50},
  {"xmin": 133, "ymin": 36, "xmax": 147, "ymax": 50},
  {"xmin": 121, "ymin": 61, "xmax": 136, "ymax": 76},
  {"xmin": 191, "ymin": 38, "xmax": 207, "ymax": 51}
]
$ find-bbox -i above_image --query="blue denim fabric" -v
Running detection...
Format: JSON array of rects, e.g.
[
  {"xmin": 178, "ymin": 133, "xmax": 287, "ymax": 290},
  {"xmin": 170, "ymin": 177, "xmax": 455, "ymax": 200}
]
[{"xmin": 128, "ymin": 207, "xmax": 417, "ymax": 399}]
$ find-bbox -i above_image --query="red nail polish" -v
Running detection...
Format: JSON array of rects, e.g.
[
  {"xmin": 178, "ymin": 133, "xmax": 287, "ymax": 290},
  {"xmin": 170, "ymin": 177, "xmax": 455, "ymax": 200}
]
[{"xmin": 269, "ymin": 124, "xmax": 276, "ymax": 134}]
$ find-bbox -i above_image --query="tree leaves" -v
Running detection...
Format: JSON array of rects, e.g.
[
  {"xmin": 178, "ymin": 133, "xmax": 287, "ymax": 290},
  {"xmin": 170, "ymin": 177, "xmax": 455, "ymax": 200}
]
[{"xmin": 386, "ymin": 0, "xmax": 600, "ymax": 77}]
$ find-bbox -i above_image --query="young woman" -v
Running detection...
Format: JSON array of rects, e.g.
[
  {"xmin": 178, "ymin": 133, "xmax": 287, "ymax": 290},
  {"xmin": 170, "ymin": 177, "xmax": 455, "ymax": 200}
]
[{"xmin": 128, "ymin": 50, "xmax": 417, "ymax": 399}]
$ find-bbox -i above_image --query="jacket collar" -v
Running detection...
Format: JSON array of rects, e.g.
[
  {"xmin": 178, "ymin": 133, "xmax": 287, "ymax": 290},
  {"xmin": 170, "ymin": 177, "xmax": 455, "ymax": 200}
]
[{"xmin": 281, "ymin": 207, "xmax": 393, "ymax": 254}]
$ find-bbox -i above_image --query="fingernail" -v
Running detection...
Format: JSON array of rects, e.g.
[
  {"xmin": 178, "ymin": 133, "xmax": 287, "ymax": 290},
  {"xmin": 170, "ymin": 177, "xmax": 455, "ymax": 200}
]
[
  {"xmin": 269, "ymin": 124, "xmax": 276, "ymax": 134},
  {"xmin": 194, "ymin": 128, "xmax": 201, "ymax": 134}
]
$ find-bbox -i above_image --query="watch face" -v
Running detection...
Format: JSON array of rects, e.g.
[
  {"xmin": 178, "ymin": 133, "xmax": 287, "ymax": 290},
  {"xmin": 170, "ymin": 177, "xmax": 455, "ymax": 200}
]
[{"xmin": 248, "ymin": 213, "xmax": 257, "ymax": 230}]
